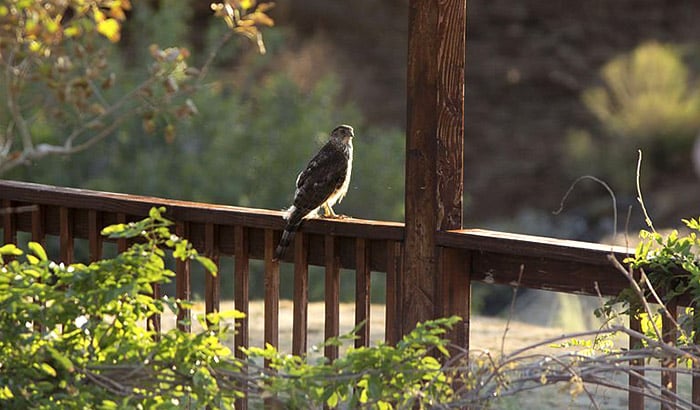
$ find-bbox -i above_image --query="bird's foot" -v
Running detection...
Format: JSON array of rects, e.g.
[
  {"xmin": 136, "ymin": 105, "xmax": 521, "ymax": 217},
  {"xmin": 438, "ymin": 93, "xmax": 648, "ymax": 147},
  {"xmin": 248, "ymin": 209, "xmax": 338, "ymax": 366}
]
[{"xmin": 323, "ymin": 214, "xmax": 350, "ymax": 220}]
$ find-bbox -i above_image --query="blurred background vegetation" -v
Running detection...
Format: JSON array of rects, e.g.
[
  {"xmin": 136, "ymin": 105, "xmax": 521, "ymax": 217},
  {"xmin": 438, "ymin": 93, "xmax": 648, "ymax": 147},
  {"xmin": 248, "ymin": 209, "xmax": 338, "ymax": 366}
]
[{"xmin": 3, "ymin": 1, "xmax": 700, "ymax": 322}]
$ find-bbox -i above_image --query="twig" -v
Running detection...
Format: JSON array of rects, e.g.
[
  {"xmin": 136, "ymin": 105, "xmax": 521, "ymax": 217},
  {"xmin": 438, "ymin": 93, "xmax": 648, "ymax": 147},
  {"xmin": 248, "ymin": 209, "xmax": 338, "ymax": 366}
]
[
  {"xmin": 607, "ymin": 254, "xmax": 663, "ymax": 340},
  {"xmin": 636, "ymin": 150, "xmax": 656, "ymax": 233},
  {"xmin": 553, "ymin": 175, "xmax": 618, "ymax": 240},
  {"xmin": 501, "ymin": 264, "xmax": 524, "ymax": 356}
]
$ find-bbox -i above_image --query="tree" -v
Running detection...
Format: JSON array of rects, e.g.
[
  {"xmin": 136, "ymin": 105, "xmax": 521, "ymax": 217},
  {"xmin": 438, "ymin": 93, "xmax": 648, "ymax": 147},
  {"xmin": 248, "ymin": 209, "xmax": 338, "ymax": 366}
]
[{"xmin": 0, "ymin": 0, "xmax": 273, "ymax": 174}]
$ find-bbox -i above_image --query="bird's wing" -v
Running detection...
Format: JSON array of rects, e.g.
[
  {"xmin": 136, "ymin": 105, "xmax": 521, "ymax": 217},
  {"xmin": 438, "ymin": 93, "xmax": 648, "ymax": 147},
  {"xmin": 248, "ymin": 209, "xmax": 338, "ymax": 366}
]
[{"xmin": 293, "ymin": 142, "xmax": 348, "ymax": 213}]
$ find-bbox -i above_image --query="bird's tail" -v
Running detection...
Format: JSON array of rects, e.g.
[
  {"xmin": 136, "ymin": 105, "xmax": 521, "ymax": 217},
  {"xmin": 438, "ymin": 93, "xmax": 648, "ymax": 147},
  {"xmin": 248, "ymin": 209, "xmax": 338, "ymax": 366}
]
[{"xmin": 274, "ymin": 207, "xmax": 305, "ymax": 260}]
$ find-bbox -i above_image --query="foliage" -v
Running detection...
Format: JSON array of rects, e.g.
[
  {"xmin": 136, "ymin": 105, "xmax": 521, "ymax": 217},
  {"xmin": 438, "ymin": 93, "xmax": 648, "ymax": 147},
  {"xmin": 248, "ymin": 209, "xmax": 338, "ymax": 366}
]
[
  {"xmin": 0, "ymin": 0, "xmax": 273, "ymax": 174},
  {"xmin": 566, "ymin": 41, "xmax": 700, "ymax": 189},
  {"xmin": 597, "ymin": 217, "xmax": 700, "ymax": 346},
  {"xmin": 583, "ymin": 42, "xmax": 700, "ymax": 142},
  {"xmin": 244, "ymin": 316, "xmax": 460, "ymax": 409},
  {"xmin": 0, "ymin": 207, "xmax": 244, "ymax": 408},
  {"xmin": 0, "ymin": 206, "xmax": 459, "ymax": 409}
]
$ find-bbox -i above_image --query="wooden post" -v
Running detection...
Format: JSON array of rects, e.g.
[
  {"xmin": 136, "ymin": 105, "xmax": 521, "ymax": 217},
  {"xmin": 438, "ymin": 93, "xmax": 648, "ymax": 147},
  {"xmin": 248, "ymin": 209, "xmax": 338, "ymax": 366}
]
[{"xmin": 403, "ymin": 0, "xmax": 465, "ymax": 335}]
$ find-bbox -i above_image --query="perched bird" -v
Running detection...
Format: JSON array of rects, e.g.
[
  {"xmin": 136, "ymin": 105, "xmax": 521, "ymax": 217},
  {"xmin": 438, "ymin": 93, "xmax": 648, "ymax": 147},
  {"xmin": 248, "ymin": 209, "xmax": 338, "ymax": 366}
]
[{"xmin": 274, "ymin": 124, "xmax": 355, "ymax": 260}]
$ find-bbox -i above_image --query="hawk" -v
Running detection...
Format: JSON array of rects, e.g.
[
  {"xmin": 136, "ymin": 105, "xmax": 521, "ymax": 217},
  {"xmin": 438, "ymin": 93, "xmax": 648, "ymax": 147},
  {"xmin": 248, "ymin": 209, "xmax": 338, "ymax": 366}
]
[{"xmin": 274, "ymin": 124, "xmax": 355, "ymax": 260}]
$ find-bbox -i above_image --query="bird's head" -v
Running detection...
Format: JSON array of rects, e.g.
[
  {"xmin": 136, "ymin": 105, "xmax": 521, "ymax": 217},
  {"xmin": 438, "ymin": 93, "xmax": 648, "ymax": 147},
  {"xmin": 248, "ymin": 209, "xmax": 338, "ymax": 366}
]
[{"xmin": 330, "ymin": 124, "xmax": 354, "ymax": 144}]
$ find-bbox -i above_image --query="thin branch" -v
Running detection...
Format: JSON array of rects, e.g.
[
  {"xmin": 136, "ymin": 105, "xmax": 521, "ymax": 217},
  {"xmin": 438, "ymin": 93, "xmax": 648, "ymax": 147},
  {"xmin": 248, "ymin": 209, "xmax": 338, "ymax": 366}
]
[
  {"xmin": 636, "ymin": 149, "xmax": 656, "ymax": 233},
  {"xmin": 501, "ymin": 264, "xmax": 524, "ymax": 356},
  {"xmin": 554, "ymin": 175, "xmax": 618, "ymax": 240},
  {"xmin": 5, "ymin": 58, "xmax": 34, "ymax": 154},
  {"xmin": 607, "ymin": 254, "xmax": 663, "ymax": 340}
]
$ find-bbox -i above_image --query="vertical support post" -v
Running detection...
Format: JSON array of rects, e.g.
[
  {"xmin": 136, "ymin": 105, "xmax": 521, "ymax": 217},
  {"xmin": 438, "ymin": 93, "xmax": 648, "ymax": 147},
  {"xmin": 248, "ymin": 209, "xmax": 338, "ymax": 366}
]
[{"xmin": 403, "ymin": 0, "xmax": 465, "ymax": 335}]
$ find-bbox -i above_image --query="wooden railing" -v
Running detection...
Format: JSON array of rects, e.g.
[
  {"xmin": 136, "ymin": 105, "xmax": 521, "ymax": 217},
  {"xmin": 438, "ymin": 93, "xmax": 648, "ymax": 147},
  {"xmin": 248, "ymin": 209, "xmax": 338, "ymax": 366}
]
[{"xmin": 1, "ymin": 179, "xmax": 698, "ymax": 409}]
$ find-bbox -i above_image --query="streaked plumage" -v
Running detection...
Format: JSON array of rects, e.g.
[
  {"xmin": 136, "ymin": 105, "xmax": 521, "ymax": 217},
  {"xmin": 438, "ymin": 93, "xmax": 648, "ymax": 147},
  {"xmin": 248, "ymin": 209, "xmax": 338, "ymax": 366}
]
[{"xmin": 274, "ymin": 125, "xmax": 354, "ymax": 260}]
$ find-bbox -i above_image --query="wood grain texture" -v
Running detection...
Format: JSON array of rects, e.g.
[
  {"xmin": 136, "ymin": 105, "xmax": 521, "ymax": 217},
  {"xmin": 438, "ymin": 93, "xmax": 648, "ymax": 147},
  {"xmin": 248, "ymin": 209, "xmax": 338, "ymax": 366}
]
[{"xmin": 403, "ymin": 0, "xmax": 465, "ymax": 336}]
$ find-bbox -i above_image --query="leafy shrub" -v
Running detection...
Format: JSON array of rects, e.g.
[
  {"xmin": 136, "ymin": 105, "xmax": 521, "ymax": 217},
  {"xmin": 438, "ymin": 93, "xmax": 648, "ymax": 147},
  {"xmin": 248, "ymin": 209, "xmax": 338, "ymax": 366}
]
[
  {"xmin": 567, "ymin": 42, "xmax": 700, "ymax": 189},
  {"xmin": 0, "ymin": 207, "xmax": 241, "ymax": 408},
  {"xmin": 598, "ymin": 216, "xmax": 700, "ymax": 345},
  {"xmin": 245, "ymin": 317, "xmax": 460, "ymax": 409},
  {"xmin": 0, "ymin": 208, "xmax": 461, "ymax": 409}
]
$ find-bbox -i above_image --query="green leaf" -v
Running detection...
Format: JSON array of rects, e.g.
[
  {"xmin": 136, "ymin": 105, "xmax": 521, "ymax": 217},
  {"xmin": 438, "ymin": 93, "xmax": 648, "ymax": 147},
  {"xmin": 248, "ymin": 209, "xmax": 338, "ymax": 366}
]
[
  {"xmin": 37, "ymin": 362, "xmax": 57, "ymax": 377},
  {"xmin": 26, "ymin": 254, "xmax": 40, "ymax": 265},
  {"xmin": 0, "ymin": 244, "xmax": 22, "ymax": 256},
  {"xmin": 195, "ymin": 256, "xmax": 218, "ymax": 276},
  {"xmin": 326, "ymin": 391, "xmax": 339, "ymax": 408},
  {"xmin": 47, "ymin": 347, "xmax": 75, "ymax": 373},
  {"xmin": 0, "ymin": 385, "xmax": 13, "ymax": 399},
  {"xmin": 28, "ymin": 241, "xmax": 48, "ymax": 261},
  {"xmin": 99, "ymin": 400, "xmax": 118, "ymax": 410},
  {"xmin": 217, "ymin": 309, "xmax": 246, "ymax": 320}
]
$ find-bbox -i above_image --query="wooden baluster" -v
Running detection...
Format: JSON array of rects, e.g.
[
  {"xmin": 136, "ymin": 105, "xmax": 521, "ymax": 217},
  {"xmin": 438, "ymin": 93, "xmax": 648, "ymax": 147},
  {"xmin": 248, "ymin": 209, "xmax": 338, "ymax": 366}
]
[
  {"xmin": 324, "ymin": 235, "xmax": 340, "ymax": 361},
  {"xmin": 116, "ymin": 213, "xmax": 127, "ymax": 254},
  {"xmin": 88, "ymin": 210, "xmax": 102, "ymax": 262},
  {"xmin": 628, "ymin": 312, "xmax": 645, "ymax": 410},
  {"xmin": 385, "ymin": 241, "xmax": 402, "ymax": 345},
  {"xmin": 661, "ymin": 300, "xmax": 678, "ymax": 410},
  {"xmin": 355, "ymin": 238, "xmax": 371, "ymax": 348},
  {"xmin": 31, "ymin": 205, "xmax": 45, "ymax": 246},
  {"xmin": 59, "ymin": 207, "xmax": 74, "ymax": 264},
  {"xmin": 1, "ymin": 200, "xmax": 16, "ymax": 246},
  {"xmin": 175, "ymin": 222, "xmax": 191, "ymax": 333},
  {"xmin": 32, "ymin": 205, "xmax": 45, "ymax": 333},
  {"xmin": 204, "ymin": 223, "xmax": 220, "ymax": 317},
  {"xmin": 292, "ymin": 232, "xmax": 309, "ymax": 356},
  {"xmin": 438, "ymin": 247, "xmax": 470, "ymax": 350},
  {"xmin": 264, "ymin": 229, "xmax": 279, "ymax": 362},
  {"xmin": 234, "ymin": 226, "xmax": 250, "ymax": 410}
]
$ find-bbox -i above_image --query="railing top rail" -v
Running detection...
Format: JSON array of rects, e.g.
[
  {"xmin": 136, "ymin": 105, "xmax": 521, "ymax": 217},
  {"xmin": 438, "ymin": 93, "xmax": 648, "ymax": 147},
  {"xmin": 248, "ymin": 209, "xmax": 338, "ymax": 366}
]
[
  {"xmin": 438, "ymin": 229, "xmax": 632, "ymax": 264},
  {"xmin": 2, "ymin": 179, "xmax": 640, "ymax": 297},
  {"xmin": 0, "ymin": 180, "xmax": 404, "ymax": 241}
]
